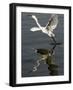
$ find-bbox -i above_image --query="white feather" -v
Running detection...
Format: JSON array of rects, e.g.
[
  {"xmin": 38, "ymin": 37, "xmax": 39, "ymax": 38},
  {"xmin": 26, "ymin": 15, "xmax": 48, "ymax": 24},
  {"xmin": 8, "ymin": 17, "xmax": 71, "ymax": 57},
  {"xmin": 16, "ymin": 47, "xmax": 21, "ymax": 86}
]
[
  {"xmin": 30, "ymin": 27, "xmax": 41, "ymax": 32},
  {"xmin": 30, "ymin": 15, "xmax": 58, "ymax": 38}
]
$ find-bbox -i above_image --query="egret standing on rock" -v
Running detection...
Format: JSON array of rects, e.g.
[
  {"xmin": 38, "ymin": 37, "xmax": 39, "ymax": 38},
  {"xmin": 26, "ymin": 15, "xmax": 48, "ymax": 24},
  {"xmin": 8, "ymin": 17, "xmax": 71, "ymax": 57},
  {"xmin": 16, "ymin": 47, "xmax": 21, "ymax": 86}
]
[{"xmin": 30, "ymin": 14, "xmax": 58, "ymax": 43}]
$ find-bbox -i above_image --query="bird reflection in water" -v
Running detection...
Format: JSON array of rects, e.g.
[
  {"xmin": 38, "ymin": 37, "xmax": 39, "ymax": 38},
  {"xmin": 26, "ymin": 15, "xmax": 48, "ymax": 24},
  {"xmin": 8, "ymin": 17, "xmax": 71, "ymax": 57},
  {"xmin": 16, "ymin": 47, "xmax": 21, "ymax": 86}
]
[{"xmin": 32, "ymin": 44, "xmax": 59, "ymax": 76}]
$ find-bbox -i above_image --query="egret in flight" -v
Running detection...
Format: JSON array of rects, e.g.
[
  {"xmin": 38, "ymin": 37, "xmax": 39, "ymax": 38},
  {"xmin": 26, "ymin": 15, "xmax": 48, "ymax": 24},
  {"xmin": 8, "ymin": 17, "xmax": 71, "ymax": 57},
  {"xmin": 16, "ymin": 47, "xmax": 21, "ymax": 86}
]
[{"xmin": 30, "ymin": 14, "xmax": 58, "ymax": 43}]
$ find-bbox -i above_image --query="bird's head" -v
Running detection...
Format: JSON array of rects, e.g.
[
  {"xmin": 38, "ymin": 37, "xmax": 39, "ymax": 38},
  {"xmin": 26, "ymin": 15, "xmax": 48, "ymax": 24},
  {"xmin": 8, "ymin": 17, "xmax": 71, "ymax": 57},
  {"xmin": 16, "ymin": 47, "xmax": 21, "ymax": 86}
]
[{"xmin": 31, "ymin": 15, "xmax": 37, "ymax": 21}]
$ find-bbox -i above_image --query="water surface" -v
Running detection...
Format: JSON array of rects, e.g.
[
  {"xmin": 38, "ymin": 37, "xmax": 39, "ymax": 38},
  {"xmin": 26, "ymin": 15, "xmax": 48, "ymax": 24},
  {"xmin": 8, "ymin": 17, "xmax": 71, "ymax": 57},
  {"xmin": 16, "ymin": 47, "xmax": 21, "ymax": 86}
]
[{"xmin": 21, "ymin": 13, "xmax": 64, "ymax": 77}]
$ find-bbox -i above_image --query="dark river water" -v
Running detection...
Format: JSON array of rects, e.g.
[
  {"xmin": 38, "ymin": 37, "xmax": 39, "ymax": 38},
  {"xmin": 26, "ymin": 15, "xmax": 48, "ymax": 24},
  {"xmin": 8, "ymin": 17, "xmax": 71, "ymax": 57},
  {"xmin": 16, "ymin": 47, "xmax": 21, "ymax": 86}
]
[{"xmin": 21, "ymin": 12, "xmax": 64, "ymax": 77}]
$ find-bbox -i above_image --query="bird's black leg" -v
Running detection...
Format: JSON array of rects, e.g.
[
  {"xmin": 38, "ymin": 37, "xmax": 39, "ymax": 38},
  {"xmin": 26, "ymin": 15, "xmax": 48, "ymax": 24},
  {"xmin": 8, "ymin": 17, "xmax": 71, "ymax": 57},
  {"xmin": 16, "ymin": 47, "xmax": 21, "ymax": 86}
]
[{"xmin": 51, "ymin": 37, "xmax": 56, "ymax": 44}]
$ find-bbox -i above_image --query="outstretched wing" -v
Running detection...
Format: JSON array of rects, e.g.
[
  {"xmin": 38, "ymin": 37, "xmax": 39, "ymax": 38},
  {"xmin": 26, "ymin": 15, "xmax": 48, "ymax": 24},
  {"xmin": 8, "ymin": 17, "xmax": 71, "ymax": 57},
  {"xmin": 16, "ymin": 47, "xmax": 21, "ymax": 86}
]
[
  {"xmin": 46, "ymin": 14, "xmax": 58, "ymax": 32},
  {"xmin": 30, "ymin": 27, "xmax": 41, "ymax": 32}
]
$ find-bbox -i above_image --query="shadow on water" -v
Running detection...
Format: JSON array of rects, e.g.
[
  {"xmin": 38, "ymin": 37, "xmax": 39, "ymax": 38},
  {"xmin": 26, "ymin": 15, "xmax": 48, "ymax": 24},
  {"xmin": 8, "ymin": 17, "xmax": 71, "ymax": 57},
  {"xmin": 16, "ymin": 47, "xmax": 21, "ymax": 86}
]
[
  {"xmin": 31, "ymin": 43, "xmax": 63, "ymax": 76},
  {"xmin": 45, "ymin": 44, "xmax": 59, "ymax": 76},
  {"xmin": 23, "ymin": 42, "xmax": 63, "ymax": 76}
]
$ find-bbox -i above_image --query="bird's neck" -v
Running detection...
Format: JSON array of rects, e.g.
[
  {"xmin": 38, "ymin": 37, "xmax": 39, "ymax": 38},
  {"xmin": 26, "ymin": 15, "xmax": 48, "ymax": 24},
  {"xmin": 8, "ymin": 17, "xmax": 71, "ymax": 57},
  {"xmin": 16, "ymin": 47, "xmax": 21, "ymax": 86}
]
[{"xmin": 34, "ymin": 18, "xmax": 42, "ymax": 30}]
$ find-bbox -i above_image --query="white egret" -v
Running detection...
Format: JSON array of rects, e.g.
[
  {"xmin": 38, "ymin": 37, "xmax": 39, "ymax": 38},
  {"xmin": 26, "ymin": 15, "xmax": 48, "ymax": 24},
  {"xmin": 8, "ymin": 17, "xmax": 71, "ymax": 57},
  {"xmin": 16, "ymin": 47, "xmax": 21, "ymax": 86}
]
[{"xmin": 30, "ymin": 14, "xmax": 58, "ymax": 43}]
